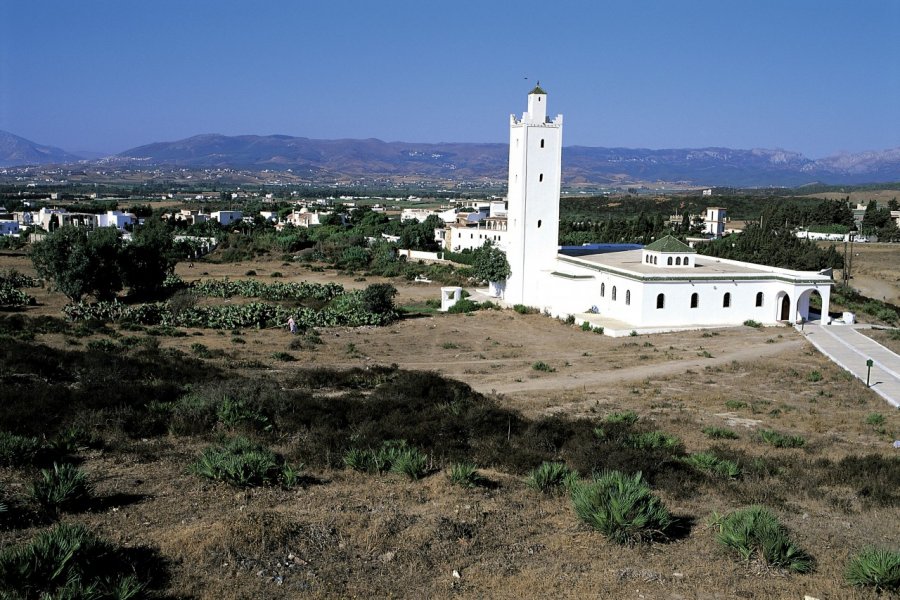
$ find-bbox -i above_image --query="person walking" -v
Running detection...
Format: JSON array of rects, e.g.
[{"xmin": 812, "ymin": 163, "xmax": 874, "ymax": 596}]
[{"xmin": 287, "ymin": 316, "xmax": 297, "ymax": 335}]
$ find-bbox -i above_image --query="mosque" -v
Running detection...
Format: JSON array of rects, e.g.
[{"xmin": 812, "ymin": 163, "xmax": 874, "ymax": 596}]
[{"xmin": 496, "ymin": 86, "xmax": 834, "ymax": 336}]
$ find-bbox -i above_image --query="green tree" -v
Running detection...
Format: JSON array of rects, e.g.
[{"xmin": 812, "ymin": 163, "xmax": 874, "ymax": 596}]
[
  {"xmin": 472, "ymin": 242, "xmax": 511, "ymax": 283},
  {"xmin": 31, "ymin": 226, "xmax": 124, "ymax": 301},
  {"xmin": 123, "ymin": 219, "xmax": 178, "ymax": 298}
]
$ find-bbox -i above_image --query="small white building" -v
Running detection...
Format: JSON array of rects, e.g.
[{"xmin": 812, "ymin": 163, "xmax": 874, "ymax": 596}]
[
  {"xmin": 497, "ymin": 86, "xmax": 833, "ymax": 335},
  {"xmin": 211, "ymin": 210, "xmax": 244, "ymax": 226},
  {"xmin": 704, "ymin": 207, "xmax": 727, "ymax": 237},
  {"xmin": 444, "ymin": 217, "xmax": 509, "ymax": 252},
  {"xmin": 96, "ymin": 210, "xmax": 136, "ymax": 230},
  {"xmin": 400, "ymin": 207, "xmax": 458, "ymax": 224}
]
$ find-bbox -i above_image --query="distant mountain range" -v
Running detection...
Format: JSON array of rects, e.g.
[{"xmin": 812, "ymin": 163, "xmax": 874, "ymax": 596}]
[
  {"xmin": 4, "ymin": 129, "xmax": 900, "ymax": 187},
  {"xmin": 0, "ymin": 130, "xmax": 82, "ymax": 167}
]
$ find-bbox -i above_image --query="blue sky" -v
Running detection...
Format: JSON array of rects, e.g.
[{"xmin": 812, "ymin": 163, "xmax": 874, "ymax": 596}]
[{"xmin": 1, "ymin": 0, "xmax": 898, "ymax": 157}]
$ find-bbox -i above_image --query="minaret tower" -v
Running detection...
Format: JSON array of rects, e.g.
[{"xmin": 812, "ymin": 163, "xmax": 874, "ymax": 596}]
[{"xmin": 503, "ymin": 83, "xmax": 564, "ymax": 306}]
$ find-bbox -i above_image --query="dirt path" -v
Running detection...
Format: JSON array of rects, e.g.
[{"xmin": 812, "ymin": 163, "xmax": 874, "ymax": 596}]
[{"xmin": 471, "ymin": 337, "xmax": 806, "ymax": 395}]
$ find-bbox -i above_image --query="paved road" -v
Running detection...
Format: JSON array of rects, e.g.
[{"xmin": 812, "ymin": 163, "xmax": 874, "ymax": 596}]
[{"xmin": 801, "ymin": 324, "xmax": 900, "ymax": 407}]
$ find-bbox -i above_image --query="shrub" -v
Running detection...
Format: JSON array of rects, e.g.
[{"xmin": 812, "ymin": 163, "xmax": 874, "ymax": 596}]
[
  {"xmin": 625, "ymin": 431, "xmax": 683, "ymax": 452},
  {"xmin": 683, "ymin": 452, "xmax": 741, "ymax": 479},
  {"xmin": 570, "ymin": 470, "xmax": 673, "ymax": 545},
  {"xmin": 725, "ymin": 400, "xmax": 747, "ymax": 410},
  {"xmin": 702, "ymin": 426, "xmax": 740, "ymax": 440},
  {"xmin": 865, "ymin": 412, "xmax": 886, "ymax": 427},
  {"xmin": 525, "ymin": 462, "xmax": 578, "ymax": 495},
  {"xmin": 513, "ymin": 304, "xmax": 538, "ymax": 314},
  {"xmin": 217, "ymin": 396, "xmax": 271, "ymax": 432},
  {"xmin": 807, "ymin": 370, "xmax": 823, "ymax": 382},
  {"xmin": 272, "ymin": 351, "xmax": 296, "ymax": 362},
  {"xmin": 713, "ymin": 505, "xmax": 813, "ymax": 573},
  {"xmin": 581, "ymin": 321, "xmax": 592, "ymax": 331},
  {"xmin": 448, "ymin": 461, "xmax": 482, "ymax": 487},
  {"xmin": 532, "ymin": 361, "xmax": 555, "ymax": 373},
  {"xmin": 604, "ymin": 411, "xmax": 639, "ymax": 426},
  {"xmin": 743, "ymin": 319, "xmax": 762, "ymax": 328},
  {"xmin": 190, "ymin": 437, "xmax": 282, "ymax": 487},
  {"xmin": 30, "ymin": 462, "xmax": 92, "ymax": 514},
  {"xmin": 0, "ymin": 431, "xmax": 42, "ymax": 467},
  {"xmin": 593, "ymin": 326, "xmax": 604, "ymax": 334},
  {"xmin": 270, "ymin": 271, "xmax": 283, "ymax": 278},
  {"xmin": 564, "ymin": 314, "xmax": 576, "ymax": 325},
  {"xmin": 845, "ymin": 547, "xmax": 900, "ymax": 592},
  {"xmin": 343, "ymin": 440, "xmax": 415, "ymax": 476},
  {"xmin": 390, "ymin": 447, "xmax": 429, "ymax": 480},
  {"xmin": 447, "ymin": 298, "xmax": 479, "ymax": 313},
  {"xmin": 0, "ymin": 523, "xmax": 149, "ymax": 600},
  {"xmin": 758, "ymin": 429, "xmax": 805, "ymax": 448}
]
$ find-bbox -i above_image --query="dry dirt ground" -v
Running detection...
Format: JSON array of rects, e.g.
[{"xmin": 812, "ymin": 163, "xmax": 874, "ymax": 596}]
[
  {"xmin": 834, "ymin": 243, "xmax": 900, "ymax": 307},
  {"xmin": 1, "ymin": 254, "xmax": 899, "ymax": 599}
]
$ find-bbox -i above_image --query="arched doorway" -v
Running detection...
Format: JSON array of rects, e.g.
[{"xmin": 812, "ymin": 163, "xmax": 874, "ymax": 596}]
[
  {"xmin": 797, "ymin": 289, "xmax": 825, "ymax": 322},
  {"xmin": 779, "ymin": 294, "xmax": 791, "ymax": 321}
]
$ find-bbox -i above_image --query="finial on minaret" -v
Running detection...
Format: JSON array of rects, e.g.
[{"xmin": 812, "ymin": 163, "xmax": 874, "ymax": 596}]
[{"xmin": 529, "ymin": 80, "xmax": 547, "ymax": 95}]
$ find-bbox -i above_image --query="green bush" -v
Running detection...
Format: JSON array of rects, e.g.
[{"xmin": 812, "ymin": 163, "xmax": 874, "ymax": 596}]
[
  {"xmin": 532, "ymin": 361, "xmax": 555, "ymax": 373},
  {"xmin": 845, "ymin": 546, "xmax": 900, "ymax": 592},
  {"xmin": 625, "ymin": 431, "xmax": 683, "ymax": 452},
  {"xmin": 30, "ymin": 462, "xmax": 92, "ymax": 514},
  {"xmin": 581, "ymin": 321, "xmax": 592, "ymax": 331},
  {"xmin": 343, "ymin": 440, "xmax": 418, "ymax": 476},
  {"xmin": 593, "ymin": 326, "xmax": 604, "ymax": 335},
  {"xmin": 272, "ymin": 351, "xmax": 296, "ymax": 362},
  {"xmin": 390, "ymin": 447, "xmax": 429, "ymax": 480},
  {"xmin": 604, "ymin": 411, "xmax": 639, "ymax": 426},
  {"xmin": 525, "ymin": 462, "xmax": 578, "ymax": 495},
  {"xmin": 702, "ymin": 426, "xmax": 740, "ymax": 440},
  {"xmin": 448, "ymin": 461, "xmax": 482, "ymax": 487},
  {"xmin": 743, "ymin": 319, "xmax": 762, "ymax": 328},
  {"xmin": 513, "ymin": 304, "xmax": 538, "ymax": 314},
  {"xmin": 0, "ymin": 431, "xmax": 42, "ymax": 467},
  {"xmin": 725, "ymin": 400, "xmax": 748, "ymax": 410},
  {"xmin": 758, "ymin": 429, "xmax": 805, "ymax": 448},
  {"xmin": 190, "ymin": 436, "xmax": 285, "ymax": 487},
  {"xmin": 217, "ymin": 396, "xmax": 271, "ymax": 431},
  {"xmin": 865, "ymin": 412, "xmax": 886, "ymax": 427},
  {"xmin": 570, "ymin": 470, "xmax": 673, "ymax": 544},
  {"xmin": 0, "ymin": 523, "xmax": 148, "ymax": 600},
  {"xmin": 807, "ymin": 370, "xmax": 823, "ymax": 382},
  {"xmin": 713, "ymin": 505, "xmax": 813, "ymax": 573},
  {"xmin": 447, "ymin": 298, "xmax": 480, "ymax": 313},
  {"xmin": 683, "ymin": 452, "xmax": 741, "ymax": 479}
]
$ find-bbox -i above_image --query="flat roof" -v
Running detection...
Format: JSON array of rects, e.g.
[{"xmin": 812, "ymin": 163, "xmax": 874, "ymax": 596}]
[{"xmin": 557, "ymin": 247, "xmax": 832, "ymax": 284}]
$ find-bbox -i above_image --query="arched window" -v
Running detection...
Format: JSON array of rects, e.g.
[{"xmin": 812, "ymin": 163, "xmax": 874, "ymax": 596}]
[
  {"xmin": 656, "ymin": 293, "xmax": 665, "ymax": 309},
  {"xmin": 540, "ymin": 139, "xmax": 545, "ymax": 148},
  {"xmin": 539, "ymin": 173, "xmax": 544, "ymax": 182},
  {"xmin": 684, "ymin": 257, "xmax": 690, "ymax": 266},
  {"xmin": 612, "ymin": 286, "xmax": 617, "ymax": 301},
  {"xmin": 667, "ymin": 257, "xmax": 673, "ymax": 265},
  {"xmin": 625, "ymin": 290, "xmax": 631, "ymax": 305},
  {"xmin": 690, "ymin": 292, "xmax": 699, "ymax": 309},
  {"xmin": 653, "ymin": 256, "xmax": 657, "ymax": 264},
  {"xmin": 537, "ymin": 219, "xmax": 542, "ymax": 228},
  {"xmin": 600, "ymin": 283, "xmax": 605, "ymax": 297},
  {"xmin": 755, "ymin": 292, "xmax": 763, "ymax": 307},
  {"xmin": 723, "ymin": 292, "xmax": 731, "ymax": 308},
  {"xmin": 675, "ymin": 257, "xmax": 682, "ymax": 265}
]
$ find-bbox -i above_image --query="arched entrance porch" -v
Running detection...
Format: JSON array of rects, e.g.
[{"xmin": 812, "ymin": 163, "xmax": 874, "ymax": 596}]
[{"xmin": 796, "ymin": 287, "xmax": 831, "ymax": 323}]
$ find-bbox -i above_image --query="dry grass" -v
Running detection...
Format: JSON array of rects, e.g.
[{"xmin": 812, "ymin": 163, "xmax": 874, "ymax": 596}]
[{"xmin": 0, "ymin": 253, "xmax": 898, "ymax": 599}]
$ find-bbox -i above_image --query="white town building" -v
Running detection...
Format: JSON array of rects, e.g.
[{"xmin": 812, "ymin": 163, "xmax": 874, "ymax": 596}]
[
  {"xmin": 211, "ymin": 210, "xmax": 244, "ymax": 226},
  {"xmin": 97, "ymin": 210, "xmax": 137, "ymax": 230},
  {"xmin": 495, "ymin": 86, "xmax": 834, "ymax": 335}
]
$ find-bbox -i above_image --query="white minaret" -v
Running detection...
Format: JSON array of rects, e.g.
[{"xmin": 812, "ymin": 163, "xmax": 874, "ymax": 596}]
[{"xmin": 503, "ymin": 83, "xmax": 564, "ymax": 306}]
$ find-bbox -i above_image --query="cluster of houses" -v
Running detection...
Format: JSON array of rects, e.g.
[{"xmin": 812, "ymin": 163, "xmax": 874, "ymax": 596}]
[{"xmin": 0, "ymin": 207, "xmax": 139, "ymax": 239}]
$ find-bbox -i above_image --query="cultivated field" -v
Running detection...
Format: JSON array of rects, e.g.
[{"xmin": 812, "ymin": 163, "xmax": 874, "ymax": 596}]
[{"xmin": 1, "ymin": 253, "xmax": 898, "ymax": 599}]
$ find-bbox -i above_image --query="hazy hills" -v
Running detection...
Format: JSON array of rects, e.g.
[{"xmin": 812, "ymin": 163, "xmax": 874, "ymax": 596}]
[
  {"xmin": 0, "ymin": 130, "xmax": 82, "ymax": 167},
  {"xmin": 4, "ymin": 129, "xmax": 900, "ymax": 187}
]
